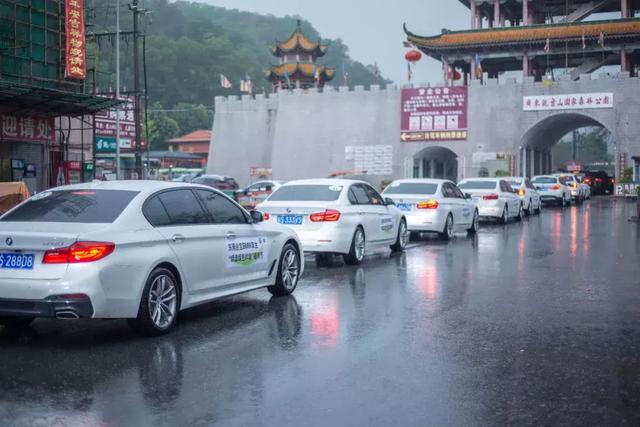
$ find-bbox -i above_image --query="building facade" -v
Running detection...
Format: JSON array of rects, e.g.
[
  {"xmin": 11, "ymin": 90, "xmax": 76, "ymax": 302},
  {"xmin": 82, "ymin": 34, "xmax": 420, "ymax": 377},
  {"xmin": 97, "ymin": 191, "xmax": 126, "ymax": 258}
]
[
  {"xmin": 209, "ymin": 1, "xmax": 640, "ymax": 188},
  {"xmin": 167, "ymin": 130, "xmax": 211, "ymax": 165}
]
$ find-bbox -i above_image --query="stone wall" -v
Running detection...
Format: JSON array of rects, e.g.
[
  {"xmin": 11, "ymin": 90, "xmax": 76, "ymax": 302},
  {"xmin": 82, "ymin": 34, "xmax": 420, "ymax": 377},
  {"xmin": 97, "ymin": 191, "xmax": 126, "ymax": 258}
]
[{"xmin": 209, "ymin": 73, "xmax": 640, "ymax": 186}]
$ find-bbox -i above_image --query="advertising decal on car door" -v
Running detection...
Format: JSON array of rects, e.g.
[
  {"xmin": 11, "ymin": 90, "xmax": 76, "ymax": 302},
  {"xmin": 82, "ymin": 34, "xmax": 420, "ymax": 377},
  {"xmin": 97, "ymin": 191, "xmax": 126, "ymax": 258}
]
[{"xmin": 226, "ymin": 236, "xmax": 269, "ymax": 267}]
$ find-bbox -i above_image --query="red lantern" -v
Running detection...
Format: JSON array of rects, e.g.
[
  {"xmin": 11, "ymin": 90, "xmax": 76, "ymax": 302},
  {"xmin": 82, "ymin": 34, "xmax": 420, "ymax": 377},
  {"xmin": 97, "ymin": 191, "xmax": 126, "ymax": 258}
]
[{"xmin": 405, "ymin": 49, "xmax": 422, "ymax": 63}]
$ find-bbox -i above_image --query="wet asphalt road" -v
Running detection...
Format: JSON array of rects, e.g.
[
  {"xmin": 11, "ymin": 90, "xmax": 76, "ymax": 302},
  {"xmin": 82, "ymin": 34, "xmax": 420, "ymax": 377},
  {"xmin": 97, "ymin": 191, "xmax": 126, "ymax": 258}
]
[{"xmin": 0, "ymin": 197, "xmax": 639, "ymax": 426}]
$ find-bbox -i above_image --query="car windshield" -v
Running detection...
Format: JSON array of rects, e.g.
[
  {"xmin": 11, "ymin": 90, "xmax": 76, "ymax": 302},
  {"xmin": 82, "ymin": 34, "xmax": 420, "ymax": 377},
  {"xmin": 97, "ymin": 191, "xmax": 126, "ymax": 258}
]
[
  {"xmin": 268, "ymin": 185, "xmax": 343, "ymax": 202},
  {"xmin": 507, "ymin": 180, "xmax": 522, "ymax": 187},
  {"xmin": 532, "ymin": 177, "xmax": 557, "ymax": 184},
  {"xmin": 458, "ymin": 181, "xmax": 497, "ymax": 190},
  {"xmin": 383, "ymin": 183, "xmax": 438, "ymax": 195},
  {"xmin": 0, "ymin": 189, "xmax": 139, "ymax": 223},
  {"xmin": 558, "ymin": 176, "xmax": 574, "ymax": 185}
]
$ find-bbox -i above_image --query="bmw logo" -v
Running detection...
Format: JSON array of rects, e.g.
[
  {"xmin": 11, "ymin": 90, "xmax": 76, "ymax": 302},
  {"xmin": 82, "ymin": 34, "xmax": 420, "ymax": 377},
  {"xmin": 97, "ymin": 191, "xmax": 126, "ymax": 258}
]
[
  {"xmin": 286, "ymin": 208, "xmax": 292, "ymax": 213},
  {"xmin": 5, "ymin": 237, "xmax": 13, "ymax": 246}
]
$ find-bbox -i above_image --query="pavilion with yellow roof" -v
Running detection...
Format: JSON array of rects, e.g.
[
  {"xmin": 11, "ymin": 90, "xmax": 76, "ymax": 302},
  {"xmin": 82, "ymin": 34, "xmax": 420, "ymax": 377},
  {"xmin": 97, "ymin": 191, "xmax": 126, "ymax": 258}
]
[{"xmin": 265, "ymin": 20, "xmax": 336, "ymax": 90}]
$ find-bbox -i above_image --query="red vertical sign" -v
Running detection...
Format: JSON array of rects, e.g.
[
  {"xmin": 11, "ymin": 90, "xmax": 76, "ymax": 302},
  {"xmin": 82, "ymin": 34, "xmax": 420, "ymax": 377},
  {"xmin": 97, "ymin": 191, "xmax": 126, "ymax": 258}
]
[{"xmin": 65, "ymin": 0, "xmax": 86, "ymax": 80}]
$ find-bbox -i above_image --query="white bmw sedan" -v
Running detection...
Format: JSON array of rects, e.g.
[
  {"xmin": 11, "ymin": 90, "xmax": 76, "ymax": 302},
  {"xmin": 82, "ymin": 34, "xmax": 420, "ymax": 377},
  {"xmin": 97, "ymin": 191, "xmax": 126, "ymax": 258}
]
[
  {"xmin": 531, "ymin": 175, "xmax": 572, "ymax": 207},
  {"xmin": 257, "ymin": 179, "xmax": 407, "ymax": 265},
  {"xmin": 0, "ymin": 181, "xmax": 302, "ymax": 335},
  {"xmin": 458, "ymin": 178, "xmax": 523, "ymax": 223},
  {"xmin": 382, "ymin": 179, "xmax": 479, "ymax": 240},
  {"xmin": 504, "ymin": 177, "xmax": 542, "ymax": 215}
]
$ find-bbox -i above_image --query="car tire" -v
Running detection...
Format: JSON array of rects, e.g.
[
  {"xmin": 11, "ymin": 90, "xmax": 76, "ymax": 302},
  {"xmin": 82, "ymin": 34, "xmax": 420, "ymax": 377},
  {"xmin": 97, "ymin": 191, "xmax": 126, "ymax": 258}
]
[
  {"xmin": 129, "ymin": 267, "xmax": 180, "ymax": 336},
  {"xmin": 515, "ymin": 204, "xmax": 524, "ymax": 222},
  {"xmin": 0, "ymin": 316, "xmax": 34, "ymax": 328},
  {"xmin": 535, "ymin": 201, "xmax": 542, "ymax": 214},
  {"xmin": 560, "ymin": 196, "xmax": 567, "ymax": 208},
  {"xmin": 268, "ymin": 243, "xmax": 300, "ymax": 297},
  {"xmin": 467, "ymin": 210, "xmax": 479, "ymax": 235},
  {"xmin": 524, "ymin": 200, "xmax": 532, "ymax": 216},
  {"xmin": 439, "ymin": 214, "xmax": 454, "ymax": 241},
  {"xmin": 500, "ymin": 206, "xmax": 508, "ymax": 224},
  {"xmin": 390, "ymin": 219, "xmax": 408, "ymax": 253},
  {"xmin": 343, "ymin": 227, "xmax": 365, "ymax": 265}
]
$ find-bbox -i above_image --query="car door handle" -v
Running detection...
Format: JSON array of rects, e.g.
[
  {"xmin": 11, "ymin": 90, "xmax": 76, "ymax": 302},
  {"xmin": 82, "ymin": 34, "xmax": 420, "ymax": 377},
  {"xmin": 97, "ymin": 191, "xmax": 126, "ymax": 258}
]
[
  {"xmin": 226, "ymin": 231, "xmax": 236, "ymax": 239},
  {"xmin": 172, "ymin": 234, "xmax": 185, "ymax": 243}
]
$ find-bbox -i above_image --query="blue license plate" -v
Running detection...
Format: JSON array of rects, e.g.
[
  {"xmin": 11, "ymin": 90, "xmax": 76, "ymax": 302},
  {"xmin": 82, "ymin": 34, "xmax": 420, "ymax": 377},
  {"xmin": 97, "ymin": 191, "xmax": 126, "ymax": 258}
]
[
  {"xmin": 396, "ymin": 203, "xmax": 412, "ymax": 212},
  {"xmin": 0, "ymin": 253, "xmax": 35, "ymax": 269},
  {"xmin": 537, "ymin": 186, "xmax": 548, "ymax": 191},
  {"xmin": 277, "ymin": 215, "xmax": 303, "ymax": 225}
]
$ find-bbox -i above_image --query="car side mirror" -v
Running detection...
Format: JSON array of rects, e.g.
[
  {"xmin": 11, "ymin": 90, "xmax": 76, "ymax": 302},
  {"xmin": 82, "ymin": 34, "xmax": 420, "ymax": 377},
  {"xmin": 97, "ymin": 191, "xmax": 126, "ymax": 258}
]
[
  {"xmin": 250, "ymin": 210, "xmax": 263, "ymax": 223},
  {"xmin": 464, "ymin": 193, "xmax": 472, "ymax": 199},
  {"xmin": 384, "ymin": 197, "xmax": 395, "ymax": 206}
]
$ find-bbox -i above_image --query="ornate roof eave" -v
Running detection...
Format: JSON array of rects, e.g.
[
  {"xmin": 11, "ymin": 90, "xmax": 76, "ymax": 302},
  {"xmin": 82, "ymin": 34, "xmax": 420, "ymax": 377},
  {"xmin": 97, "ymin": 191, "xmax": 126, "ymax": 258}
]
[
  {"xmin": 404, "ymin": 18, "xmax": 640, "ymax": 51},
  {"xmin": 264, "ymin": 63, "xmax": 335, "ymax": 81}
]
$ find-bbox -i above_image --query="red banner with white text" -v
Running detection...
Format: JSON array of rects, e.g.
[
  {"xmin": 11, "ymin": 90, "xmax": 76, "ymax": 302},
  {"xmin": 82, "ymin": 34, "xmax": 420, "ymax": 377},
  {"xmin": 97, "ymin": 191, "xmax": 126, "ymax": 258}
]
[{"xmin": 65, "ymin": 0, "xmax": 86, "ymax": 80}]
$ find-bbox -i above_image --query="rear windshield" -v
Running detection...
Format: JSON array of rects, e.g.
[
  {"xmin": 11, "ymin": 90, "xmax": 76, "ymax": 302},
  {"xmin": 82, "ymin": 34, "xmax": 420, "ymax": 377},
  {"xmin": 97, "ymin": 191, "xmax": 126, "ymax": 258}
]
[
  {"xmin": 558, "ymin": 176, "xmax": 574, "ymax": 185},
  {"xmin": 532, "ymin": 177, "xmax": 557, "ymax": 184},
  {"xmin": 507, "ymin": 180, "xmax": 522, "ymax": 187},
  {"xmin": 383, "ymin": 183, "xmax": 438, "ymax": 195},
  {"xmin": 268, "ymin": 185, "xmax": 343, "ymax": 202},
  {"xmin": 458, "ymin": 181, "xmax": 497, "ymax": 190},
  {"xmin": 1, "ymin": 190, "xmax": 138, "ymax": 223}
]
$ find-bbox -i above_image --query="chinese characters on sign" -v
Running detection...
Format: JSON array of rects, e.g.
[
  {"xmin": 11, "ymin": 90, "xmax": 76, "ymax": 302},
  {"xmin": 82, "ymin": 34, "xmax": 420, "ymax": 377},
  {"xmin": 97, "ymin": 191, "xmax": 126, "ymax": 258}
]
[
  {"xmin": 65, "ymin": 0, "xmax": 86, "ymax": 80},
  {"xmin": 345, "ymin": 145, "xmax": 393, "ymax": 175},
  {"xmin": 401, "ymin": 86, "xmax": 468, "ymax": 142},
  {"xmin": 0, "ymin": 114, "xmax": 55, "ymax": 143},
  {"xmin": 523, "ymin": 93, "xmax": 613, "ymax": 111},
  {"xmin": 94, "ymin": 97, "xmax": 142, "ymax": 152}
]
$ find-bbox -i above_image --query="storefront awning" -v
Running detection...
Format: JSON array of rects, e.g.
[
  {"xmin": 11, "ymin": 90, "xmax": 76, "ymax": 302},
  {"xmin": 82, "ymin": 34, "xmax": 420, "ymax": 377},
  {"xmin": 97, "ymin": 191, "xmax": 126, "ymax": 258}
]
[{"xmin": 0, "ymin": 81, "xmax": 123, "ymax": 117}]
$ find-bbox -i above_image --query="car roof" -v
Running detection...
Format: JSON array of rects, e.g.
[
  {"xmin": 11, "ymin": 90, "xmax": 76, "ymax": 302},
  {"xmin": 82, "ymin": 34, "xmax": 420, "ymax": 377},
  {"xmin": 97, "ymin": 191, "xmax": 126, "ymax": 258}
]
[
  {"xmin": 281, "ymin": 178, "xmax": 367, "ymax": 187},
  {"xmin": 46, "ymin": 180, "xmax": 217, "ymax": 197},
  {"xmin": 198, "ymin": 174, "xmax": 234, "ymax": 179},
  {"xmin": 460, "ymin": 177, "xmax": 501, "ymax": 181},
  {"xmin": 387, "ymin": 179, "xmax": 448, "ymax": 185},
  {"xmin": 532, "ymin": 175, "xmax": 558, "ymax": 179}
]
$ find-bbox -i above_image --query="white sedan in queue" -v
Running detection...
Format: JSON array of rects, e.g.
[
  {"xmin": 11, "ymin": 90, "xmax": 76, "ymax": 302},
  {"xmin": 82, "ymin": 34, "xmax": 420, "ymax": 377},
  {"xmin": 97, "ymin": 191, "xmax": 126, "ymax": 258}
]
[
  {"xmin": 381, "ymin": 179, "xmax": 479, "ymax": 240},
  {"xmin": 458, "ymin": 178, "xmax": 524, "ymax": 223},
  {"xmin": 504, "ymin": 176, "xmax": 542, "ymax": 215},
  {"xmin": 0, "ymin": 181, "xmax": 303, "ymax": 335},
  {"xmin": 257, "ymin": 179, "xmax": 408, "ymax": 265},
  {"xmin": 531, "ymin": 175, "xmax": 572, "ymax": 207}
]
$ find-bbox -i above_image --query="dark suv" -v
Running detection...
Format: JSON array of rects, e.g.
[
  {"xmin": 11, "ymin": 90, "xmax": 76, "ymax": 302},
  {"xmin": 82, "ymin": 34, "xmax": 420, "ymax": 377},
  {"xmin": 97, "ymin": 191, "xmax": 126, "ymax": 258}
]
[
  {"xmin": 192, "ymin": 174, "xmax": 239, "ymax": 197},
  {"xmin": 583, "ymin": 171, "xmax": 614, "ymax": 195}
]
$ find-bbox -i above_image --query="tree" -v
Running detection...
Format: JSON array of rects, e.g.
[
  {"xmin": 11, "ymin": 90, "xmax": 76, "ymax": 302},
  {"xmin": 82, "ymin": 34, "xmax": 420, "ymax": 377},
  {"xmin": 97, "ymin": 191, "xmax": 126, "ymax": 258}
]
[
  {"xmin": 170, "ymin": 103, "xmax": 214, "ymax": 134},
  {"xmin": 146, "ymin": 102, "xmax": 180, "ymax": 150}
]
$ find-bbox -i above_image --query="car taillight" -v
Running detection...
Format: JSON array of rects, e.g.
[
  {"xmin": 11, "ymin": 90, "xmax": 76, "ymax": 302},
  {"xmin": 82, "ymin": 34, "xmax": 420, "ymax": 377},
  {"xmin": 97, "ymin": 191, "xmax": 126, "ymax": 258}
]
[
  {"xmin": 584, "ymin": 178, "xmax": 591, "ymax": 184},
  {"xmin": 43, "ymin": 241, "xmax": 115, "ymax": 264},
  {"xmin": 595, "ymin": 178, "xmax": 603, "ymax": 183},
  {"xmin": 482, "ymin": 194, "xmax": 499, "ymax": 200},
  {"xmin": 551, "ymin": 185, "xmax": 561, "ymax": 190},
  {"xmin": 417, "ymin": 200, "xmax": 439, "ymax": 209},
  {"xmin": 610, "ymin": 178, "xmax": 615, "ymax": 184},
  {"xmin": 517, "ymin": 188, "xmax": 525, "ymax": 196},
  {"xmin": 309, "ymin": 209, "xmax": 341, "ymax": 222},
  {"xmin": 262, "ymin": 212, "xmax": 270, "ymax": 220}
]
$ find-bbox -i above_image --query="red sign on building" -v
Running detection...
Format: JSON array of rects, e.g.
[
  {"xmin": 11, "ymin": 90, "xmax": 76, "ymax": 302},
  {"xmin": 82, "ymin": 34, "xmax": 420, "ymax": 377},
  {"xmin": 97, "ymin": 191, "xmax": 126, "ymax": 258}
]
[
  {"xmin": 0, "ymin": 114, "xmax": 55, "ymax": 143},
  {"xmin": 400, "ymin": 86, "xmax": 468, "ymax": 142},
  {"xmin": 65, "ymin": 0, "xmax": 86, "ymax": 80}
]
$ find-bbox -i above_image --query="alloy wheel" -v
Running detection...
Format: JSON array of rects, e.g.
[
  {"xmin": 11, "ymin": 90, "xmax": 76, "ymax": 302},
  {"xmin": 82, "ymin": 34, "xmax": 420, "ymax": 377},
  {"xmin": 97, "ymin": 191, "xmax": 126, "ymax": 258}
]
[
  {"xmin": 399, "ymin": 221, "xmax": 408, "ymax": 249},
  {"xmin": 355, "ymin": 229, "xmax": 365, "ymax": 261},
  {"xmin": 148, "ymin": 274, "xmax": 177, "ymax": 330},
  {"xmin": 281, "ymin": 247, "xmax": 299, "ymax": 291},
  {"xmin": 447, "ymin": 216, "xmax": 454, "ymax": 238}
]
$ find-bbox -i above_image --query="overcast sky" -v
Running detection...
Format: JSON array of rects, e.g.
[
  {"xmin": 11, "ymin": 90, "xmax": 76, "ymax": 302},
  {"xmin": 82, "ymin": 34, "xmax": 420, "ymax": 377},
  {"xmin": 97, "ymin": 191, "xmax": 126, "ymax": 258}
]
[{"xmin": 201, "ymin": 0, "xmax": 470, "ymax": 84}]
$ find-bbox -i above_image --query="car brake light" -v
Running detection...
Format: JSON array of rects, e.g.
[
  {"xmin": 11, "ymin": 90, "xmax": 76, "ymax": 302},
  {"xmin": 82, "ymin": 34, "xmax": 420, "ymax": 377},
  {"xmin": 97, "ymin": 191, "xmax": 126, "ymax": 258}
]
[
  {"xmin": 595, "ymin": 178, "xmax": 603, "ymax": 183},
  {"xmin": 517, "ymin": 188, "xmax": 525, "ymax": 196},
  {"xmin": 610, "ymin": 178, "xmax": 615, "ymax": 184},
  {"xmin": 417, "ymin": 200, "xmax": 439, "ymax": 209},
  {"xmin": 482, "ymin": 194, "xmax": 499, "ymax": 200},
  {"xmin": 262, "ymin": 212, "xmax": 270, "ymax": 220},
  {"xmin": 43, "ymin": 241, "xmax": 115, "ymax": 264},
  {"xmin": 310, "ymin": 209, "xmax": 341, "ymax": 222},
  {"xmin": 584, "ymin": 178, "xmax": 591, "ymax": 184}
]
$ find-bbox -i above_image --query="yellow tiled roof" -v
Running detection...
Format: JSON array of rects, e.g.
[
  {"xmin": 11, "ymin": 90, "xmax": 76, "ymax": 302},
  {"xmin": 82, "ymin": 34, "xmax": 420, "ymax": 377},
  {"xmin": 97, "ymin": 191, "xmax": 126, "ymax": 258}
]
[
  {"xmin": 406, "ymin": 19, "xmax": 640, "ymax": 49},
  {"xmin": 264, "ymin": 63, "xmax": 335, "ymax": 80},
  {"xmin": 272, "ymin": 31, "xmax": 329, "ymax": 56}
]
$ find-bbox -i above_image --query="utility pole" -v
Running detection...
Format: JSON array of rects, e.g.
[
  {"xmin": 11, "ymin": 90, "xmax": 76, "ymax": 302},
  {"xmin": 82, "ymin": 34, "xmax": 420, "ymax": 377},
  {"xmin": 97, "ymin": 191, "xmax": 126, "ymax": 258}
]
[
  {"xmin": 572, "ymin": 129, "xmax": 578, "ymax": 161},
  {"xmin": 115, "ymin": 0, "xmax": 121, "ymax": 180},
  {"xmin": 130, "ymin": 0, "xmax": 144, "ymax": 179}
]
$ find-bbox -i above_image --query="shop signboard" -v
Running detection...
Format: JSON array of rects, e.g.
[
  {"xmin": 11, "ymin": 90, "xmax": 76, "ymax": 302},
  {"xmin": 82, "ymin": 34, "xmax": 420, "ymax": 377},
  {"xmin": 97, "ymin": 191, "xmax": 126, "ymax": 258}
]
[
  {"xmin": 401, "ymin": 86, "xmax": 468, "ymax": 142},
  {"xmin": 0, "ymin": 115, "xmax": 55, "ymax": 143},
  {"xmin": 65, "ymin": 0, "xmax": 86, "ymax": 80},
  {"xmin": 95, "ymin": 136, "xmax": 133, "ymax": 153},
  {"xmin": 94, "ymin": 97, "xmax": 144, "ymax": 151}
]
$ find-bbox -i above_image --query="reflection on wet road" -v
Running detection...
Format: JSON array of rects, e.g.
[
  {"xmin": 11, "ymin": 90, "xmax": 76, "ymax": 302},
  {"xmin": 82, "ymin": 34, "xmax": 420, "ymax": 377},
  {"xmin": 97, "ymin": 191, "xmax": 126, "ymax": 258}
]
[{"xmin": 1, "ymin": 198, "xmax": 639, "ymax": 426}]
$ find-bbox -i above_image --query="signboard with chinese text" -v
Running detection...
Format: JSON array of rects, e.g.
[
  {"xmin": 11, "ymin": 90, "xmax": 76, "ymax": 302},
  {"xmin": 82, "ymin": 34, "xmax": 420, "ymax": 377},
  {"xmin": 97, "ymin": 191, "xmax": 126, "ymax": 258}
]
[
  {"xmin": 65, "ymin": 0, "xmax": 86, "ymax": 80},
  {"xmin": 345, "ymin": 145, "xmax": 393, "ymax": 175},
  {"xmin": 401, "ymin": 86, "xmax": 468, "ymax": 142},
  {"xmin": 94, "ymin": 97, "xmax": 143, "ymax": 152},
  {"xmin": 249, "ymin": 167, "xmax": 273, "ymax": 177},
  {"xmin": 0, "ymin": 115, "xmax": 55, "ymax": 143},
  {"xmin": 523, "ymin": 93, "xmax": 613, "ymax": 111}
]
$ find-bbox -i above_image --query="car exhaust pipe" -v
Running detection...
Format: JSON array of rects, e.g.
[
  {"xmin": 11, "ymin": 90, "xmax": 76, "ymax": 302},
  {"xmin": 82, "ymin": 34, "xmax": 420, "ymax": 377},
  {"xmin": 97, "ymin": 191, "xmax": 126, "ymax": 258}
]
[{"xmin": 55, "ymin": 310, "xmax": 79, "ymax": 320}]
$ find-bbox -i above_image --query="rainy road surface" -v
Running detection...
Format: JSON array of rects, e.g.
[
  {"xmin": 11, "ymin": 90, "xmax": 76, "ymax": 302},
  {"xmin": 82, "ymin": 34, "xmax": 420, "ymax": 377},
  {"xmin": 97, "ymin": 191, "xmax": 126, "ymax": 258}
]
[{"xmin": 1, "ymin": 197, "xmax": 639, "ymax": 426}]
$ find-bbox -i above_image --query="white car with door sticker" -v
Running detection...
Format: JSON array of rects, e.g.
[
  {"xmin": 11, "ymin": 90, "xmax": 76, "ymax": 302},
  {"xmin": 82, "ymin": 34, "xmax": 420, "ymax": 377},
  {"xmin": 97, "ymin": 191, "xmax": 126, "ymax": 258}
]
[
  {"xmin": 458, "ymin": 178, "xmax": 524, "ymax": 223},
  {"xmin": 0, "ymin": 181, "xmax": 302, "ymax": 335},
  {"xmin": 382, "ymin": 179, "xmax": 479, "ymax": 240},
  {"xmin": 257, "ymin": 179, "xmax": 408, "ymax": 265}
]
